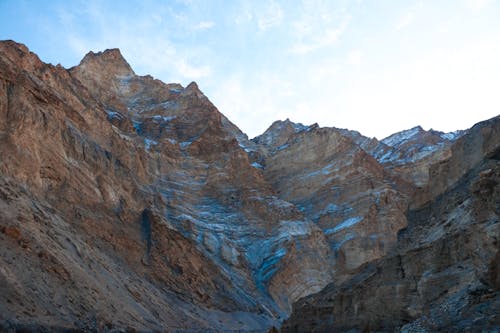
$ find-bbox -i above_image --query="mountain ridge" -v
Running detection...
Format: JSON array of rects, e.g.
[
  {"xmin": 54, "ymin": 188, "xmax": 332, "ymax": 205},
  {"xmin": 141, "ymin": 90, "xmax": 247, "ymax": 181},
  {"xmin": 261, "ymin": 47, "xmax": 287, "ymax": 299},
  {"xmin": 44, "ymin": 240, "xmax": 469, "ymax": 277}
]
[{"xmin": 0, "ymin": 40, "xmax": 498, "ymax": 332}]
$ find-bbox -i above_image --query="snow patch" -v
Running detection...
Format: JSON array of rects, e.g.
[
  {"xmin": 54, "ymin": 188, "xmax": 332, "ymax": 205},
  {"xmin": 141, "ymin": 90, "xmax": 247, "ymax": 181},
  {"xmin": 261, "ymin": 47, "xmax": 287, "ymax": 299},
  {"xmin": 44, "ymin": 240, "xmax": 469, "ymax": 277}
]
[
  {"xmin": 276, "ymin": 143, "xmax": 289, "ymax": 151},
  {"xmin": 440, "ymin": 130, "xmax": 463, "ymax": 141},
  {"xmin": 238, "ymin": 142, "xmax": 255, "ymax": 153},
  {"xmin": 279, "ymin": 221, "xmax": 313, "ymax": 237},
  {"xmin": 256, "ymin": 247, "xmax": 287, "ymax": 289},
  {"xmin": 382, "ymin": 126, "xmax": 422, "ymax": 147},
  {"xmin": 251, "ymin": 162, "xmax": 263, "ymax": 169},
  {"xmin": 378, "ymin": 150, "xmax": 397, "ymax": 163},
  {"xmin": 292, "ymin": 122, "xmax": 308, "ymax": 133},
  {"xmin": 331, "ymin": 233, "xmax": 356, "ymax": 250},
  {"xmin": 105, "ymin": 110, "xmax": 124, "ymax": 120},
  {"xmin": 325, "ymin": 203, "xmax": 340, "ymax": 214},
  {"xmin": 144, "ymin": 138, "xmax": 158, "ymax": 150},
  {"xmin": 157, "ymin": 100, "xmax": 179, "ymax": 110},
  {"xmin": 151, "ymin": 115, "xmax": 176, "ymax": 122},
  {"xmin": 180, "ymin": 141, "xmax": 192, "ymax": 149},
  {"xmin": 324, "ymin": 216, "xmax": 363, "ymax": 235}
]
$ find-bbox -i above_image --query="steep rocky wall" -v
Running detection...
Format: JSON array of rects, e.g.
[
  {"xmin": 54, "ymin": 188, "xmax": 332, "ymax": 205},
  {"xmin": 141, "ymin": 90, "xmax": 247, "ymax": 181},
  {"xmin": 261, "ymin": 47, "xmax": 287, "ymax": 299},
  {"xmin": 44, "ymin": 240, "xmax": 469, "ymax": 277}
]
[
  {"xmin": 414, "ymin": 116, "xmax": 500, "ymax": 208},
  {"xmin": 282, "ymin": 118, "xmax": 500, "ymax": 332},
  {"xmin": 253, "ymin": 121, "xmax": 410, "ymax": 282},
  {"xmin": 0, "ymin": 40, "xmax": 333, "ymax": 331}
]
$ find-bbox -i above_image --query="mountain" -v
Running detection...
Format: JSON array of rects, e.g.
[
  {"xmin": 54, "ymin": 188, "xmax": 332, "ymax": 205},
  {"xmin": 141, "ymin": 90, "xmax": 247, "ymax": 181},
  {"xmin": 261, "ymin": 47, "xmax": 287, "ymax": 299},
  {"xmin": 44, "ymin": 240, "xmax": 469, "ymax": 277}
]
[
  {"xmin": 282, "ymin": 117, "xmax": 500, "ymax": 332},
  {"xmin": 0, "ymin": 40, "xmax": 498, "ymax": 332}
]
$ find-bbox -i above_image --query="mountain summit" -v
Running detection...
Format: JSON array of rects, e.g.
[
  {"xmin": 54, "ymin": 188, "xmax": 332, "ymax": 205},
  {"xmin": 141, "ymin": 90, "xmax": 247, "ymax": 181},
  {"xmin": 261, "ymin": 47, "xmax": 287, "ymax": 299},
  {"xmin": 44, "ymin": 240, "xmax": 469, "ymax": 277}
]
[
  {"xmin": 78, "ymin": 48, "xmax": 135, "ymax": 76},
  {"xmin": 0, "ymin": 40, "xmax": 499, "ymax": 332}
]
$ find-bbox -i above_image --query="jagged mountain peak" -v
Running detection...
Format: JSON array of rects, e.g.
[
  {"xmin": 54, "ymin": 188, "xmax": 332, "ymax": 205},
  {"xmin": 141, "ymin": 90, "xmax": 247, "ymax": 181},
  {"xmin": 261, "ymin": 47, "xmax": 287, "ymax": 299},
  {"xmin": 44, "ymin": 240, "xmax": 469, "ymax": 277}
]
[
  {"xmin": 76, "ymin": 47, "xmax": 135, "ymax": 77},
  {"xmin": 253, "ymin": 118, "xmax": 317, "ymax": 147},
  {"xmin": 0, "ymin": 39, "xmax": 30, "ymax": 54},
  {"xmin": 269, "ymin": 118, "xmax": 308, "ymax": 131},
  {"xmin": 381, "ymin": 125, "xmax": 426, "ymax": 147},
  {"xmin": 186, "ymin": 80, "xmax": 199, "ymax": 91},
  {"xmin": 381, "ymin": 125, "xmax": 465, "ymax": 149},
  {"xmin": 0, "ymin": 40, "xmax": 49, "ymax": 72}
]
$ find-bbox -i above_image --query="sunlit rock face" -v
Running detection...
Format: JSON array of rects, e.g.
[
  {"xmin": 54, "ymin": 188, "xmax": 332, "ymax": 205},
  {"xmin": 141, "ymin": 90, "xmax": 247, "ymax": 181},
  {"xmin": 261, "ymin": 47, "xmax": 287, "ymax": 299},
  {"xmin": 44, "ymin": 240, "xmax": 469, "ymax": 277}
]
[
  {"xmin": 252, "ymin": 121, "xmax": 410, "ymax": 281},
  {"xmin": 1, "ymin": 40, "xmax": 498, "ymax": 332},
  {"xmin": 0, "ymin": 40, "xmax": 332, "ymax": 331},
  {"xmin": 250, "ymin": 119, "xmax": 466, "ymax": 283},
  {"xmin": 282, "ymin": 116, "xmax": 500, "ymax": 332}
]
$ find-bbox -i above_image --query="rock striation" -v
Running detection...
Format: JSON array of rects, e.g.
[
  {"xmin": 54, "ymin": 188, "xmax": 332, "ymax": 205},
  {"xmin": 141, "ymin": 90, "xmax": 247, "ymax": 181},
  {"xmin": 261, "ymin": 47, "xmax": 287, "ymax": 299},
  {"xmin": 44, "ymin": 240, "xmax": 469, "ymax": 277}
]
[
  {"xmin": 0, "ymin": 40, "xmax": 331, "ymax": 331},
  {"xmin": 282, "ymin": 117, "xmax": 500, "ymax": 332},
  {"xmin": 0, "ymin": 40, "xmax": 498, "ymax": 332}
]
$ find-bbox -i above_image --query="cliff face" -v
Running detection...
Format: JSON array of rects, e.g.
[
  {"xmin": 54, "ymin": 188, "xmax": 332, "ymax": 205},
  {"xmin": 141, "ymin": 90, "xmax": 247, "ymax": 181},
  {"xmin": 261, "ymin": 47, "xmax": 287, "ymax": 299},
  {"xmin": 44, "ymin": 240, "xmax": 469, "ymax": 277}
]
[
  {"xmin": 0, "ymin": 40, "xmax": 332, "ymax": 331},
  {"xmin": 282, "ymin": 117, "xmax": 500, "ymax": 332},
  {"xmin": 0, "ymin": 40, "xmax": 498, "ymax": 332}
]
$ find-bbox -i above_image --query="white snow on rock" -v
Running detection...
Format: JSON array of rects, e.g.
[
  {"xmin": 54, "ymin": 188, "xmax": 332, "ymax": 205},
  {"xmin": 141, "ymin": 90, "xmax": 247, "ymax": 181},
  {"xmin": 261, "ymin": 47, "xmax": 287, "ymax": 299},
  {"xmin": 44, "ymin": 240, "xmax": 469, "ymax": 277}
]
[
  {"xmin": 239, "ymin": 142, "xmax": 255, "ymax": 153},
  {"xmin": 144, "ymin": 138, "xmax": 158, "ymax": 150},
  {"xmin": 251, "ymin": 162, "xmax": 263, "ymax": 169},
  {"xmin": 440, "ymin": 130, "xmax": 464, "ymax": 141},
  {"xmin": 324, "ymin": 216, "xmax": 363, "ymax": 235},
  {"xmin": 151, "ymin": 115, "xmax": 176, "ymax": 122},
  {"xmin": 381, "ymin": 126, "xmax": 422, "ymax": 147},
  {"xmin": 180, "ymin": 141, "xmax": 192, "ymax": 149},
  {"xmin": 105, "ymin": 110, "xmax": 124, "ymax": 120}
]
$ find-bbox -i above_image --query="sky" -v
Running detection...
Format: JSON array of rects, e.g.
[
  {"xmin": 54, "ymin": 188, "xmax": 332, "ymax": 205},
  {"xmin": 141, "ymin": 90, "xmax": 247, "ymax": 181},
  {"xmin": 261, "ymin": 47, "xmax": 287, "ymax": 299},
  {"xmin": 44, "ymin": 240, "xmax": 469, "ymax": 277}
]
[{"xmin": 1, "ymin": 0, "xmax": 500, "ymax": 139}]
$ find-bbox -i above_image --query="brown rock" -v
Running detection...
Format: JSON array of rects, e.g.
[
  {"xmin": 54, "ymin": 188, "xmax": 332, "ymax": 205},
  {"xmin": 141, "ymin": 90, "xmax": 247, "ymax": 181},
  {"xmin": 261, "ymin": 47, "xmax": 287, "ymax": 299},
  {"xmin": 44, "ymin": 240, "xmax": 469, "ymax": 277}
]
[
  {"xmin": 1, "ymin": 40, "xmax": 498, "ymax": 332},
  {"xmin": 282, "ymin": 117, "xmax": 500, "ymax": 332}
]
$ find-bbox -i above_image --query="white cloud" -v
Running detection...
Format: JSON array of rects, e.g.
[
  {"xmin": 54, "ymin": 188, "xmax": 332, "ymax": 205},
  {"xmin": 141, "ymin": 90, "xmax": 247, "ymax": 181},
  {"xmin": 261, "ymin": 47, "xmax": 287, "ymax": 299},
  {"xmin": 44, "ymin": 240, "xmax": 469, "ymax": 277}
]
[
  {"xmin": 290, "ymin": 26, "xmax": 344, "ymax": 54},
  {"xmin": 288, "ymin": 2, "xmax": 351, "ymax": 55},
  {"xmin": 289, "ymin": 16, "xmax": 350, "ymax": 54},
  {"xmin": 463, "ymin": 0, "xmax": 495, "ymax": 11},
  {"xmin": 234, "ymin": 1, "xmax": 253, "ymax": 25},
  {"xmin": 331, "ymin": 39, "xmax": 500, "ymax": 138},
  {"xmin": 177, "ymin": 59, "xmax": 212, "ymax": 79},
  {"xmin": 395, "ymin": 1, "xmax": 423, "ymax": 31},
  {"xmin": 257, "ymin": 0, "xmax": 284, "ymax": 31},
  {"xmin": 395, "ymin": 11, "xmax": 414, "ymax": 31},
  {"xmin": 194, "ymin": 20, "xmax": 215, "ymax": 30},
  {"xmin": 346, "ymin": 50, "xmax": 362, "ymax": 65}
]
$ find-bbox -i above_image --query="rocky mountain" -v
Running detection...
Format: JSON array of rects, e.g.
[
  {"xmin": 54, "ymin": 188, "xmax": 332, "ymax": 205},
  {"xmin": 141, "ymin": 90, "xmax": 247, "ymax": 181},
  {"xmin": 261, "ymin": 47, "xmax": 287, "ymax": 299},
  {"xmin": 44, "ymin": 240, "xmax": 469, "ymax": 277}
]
[
  {"xmin": 0, "ymin": 40, "xmax": 498, "ymax": 332},
  {"xmin": 282, "ymin": 117, "xmax": 500, "ymax": 332}
]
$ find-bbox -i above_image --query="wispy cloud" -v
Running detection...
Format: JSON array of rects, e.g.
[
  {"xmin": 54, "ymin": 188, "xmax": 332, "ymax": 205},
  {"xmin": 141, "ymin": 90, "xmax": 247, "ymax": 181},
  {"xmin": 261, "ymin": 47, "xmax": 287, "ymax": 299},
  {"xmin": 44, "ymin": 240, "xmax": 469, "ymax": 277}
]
[
  {"xmin": 463, "ymin": 0, "xmax": 495, "ymax": 11},
  {"xmin": 346, "ymin": 49, "xmax": 362, "ymax": 65},
  {"xmin": 395, "ymin": 2, "xmax": 423, "ymax": 31},
  {"xmin": 289, "ymin": 16, "xmax": 351, "ymax": 54},
  {"xmin": 56, "ymin": 1, "xmax": 213, "ymax": 82},
  {"xmin": 257, "ymin": 0, "xmax": 284, "ymax": 31},
  {"xmin": 177, "ymin": 59, "xmax": 211, "ymax": 79},
  {"xmin": 194, "ymin": 20, "xmax": 215, "ymax": 30},
  {"xmin": 395, "ymin": 11, "xmax": 414, "ymax": 31}
]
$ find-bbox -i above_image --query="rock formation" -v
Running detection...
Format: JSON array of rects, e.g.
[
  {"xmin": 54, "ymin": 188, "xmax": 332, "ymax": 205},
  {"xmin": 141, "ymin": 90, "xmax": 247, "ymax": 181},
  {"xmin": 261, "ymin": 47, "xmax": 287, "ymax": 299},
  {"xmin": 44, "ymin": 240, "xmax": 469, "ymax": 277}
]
[
  {"xmin": 0, "ymin": 40, "xmax": 498, "ymax": 332},
  {"xmin": 282, "ymin": 117, "xmax": 500, "ymax": 332}
]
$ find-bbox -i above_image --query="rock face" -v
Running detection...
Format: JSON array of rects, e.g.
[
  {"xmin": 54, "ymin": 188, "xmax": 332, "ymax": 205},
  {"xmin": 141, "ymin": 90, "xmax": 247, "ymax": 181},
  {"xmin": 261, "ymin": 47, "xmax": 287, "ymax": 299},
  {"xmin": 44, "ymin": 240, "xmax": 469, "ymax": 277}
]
[
  {"xmin": 0, "ymin": 40, "xmax": 498, "ymax": 332},
  {"xmin": 282, "ymin": 117, "xmax": 500, "ymax": 332},
  {"xmin": 0, "ymin": 40, "xmax": 331, "ymax": 331}
]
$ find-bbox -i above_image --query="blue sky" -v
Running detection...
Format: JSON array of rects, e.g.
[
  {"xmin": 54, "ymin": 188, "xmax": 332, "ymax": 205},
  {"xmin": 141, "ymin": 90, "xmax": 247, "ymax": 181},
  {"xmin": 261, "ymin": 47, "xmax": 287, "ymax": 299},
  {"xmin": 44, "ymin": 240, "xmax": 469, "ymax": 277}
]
[{"xmin": 1, "ymin": 0, "xmax": 500, "ymax": 139}]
